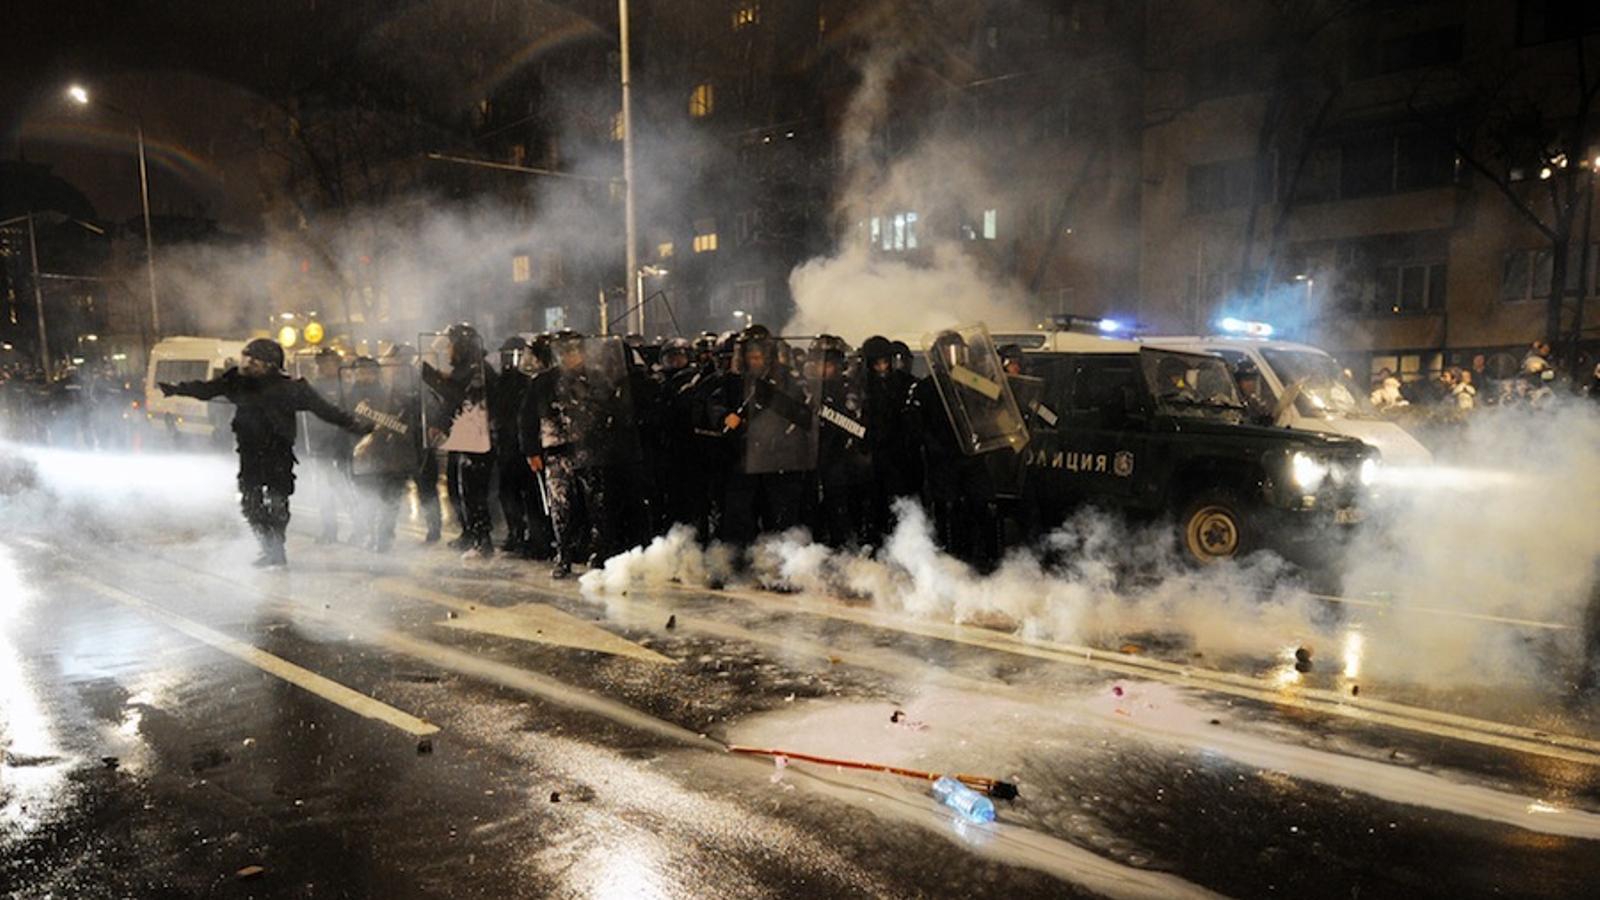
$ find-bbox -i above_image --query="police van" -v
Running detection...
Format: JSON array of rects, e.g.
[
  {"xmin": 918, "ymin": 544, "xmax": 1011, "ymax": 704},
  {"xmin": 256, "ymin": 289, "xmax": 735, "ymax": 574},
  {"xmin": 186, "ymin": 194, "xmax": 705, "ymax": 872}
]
[
  {"xmin": 144, "ymin": 336, "xmax": 246, "ymax": 447},
  {"xmin": 1138, "ymin": 323, "xmax": 1432, "ymax": 467},
  {"xmin": 989, "ymin": 325, "xmax": 1379, "ymax": 565}
]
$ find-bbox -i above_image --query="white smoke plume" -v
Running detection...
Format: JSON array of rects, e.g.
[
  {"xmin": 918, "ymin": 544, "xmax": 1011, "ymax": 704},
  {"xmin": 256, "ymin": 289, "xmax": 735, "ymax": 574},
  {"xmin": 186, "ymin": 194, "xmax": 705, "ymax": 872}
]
[
  {"xmin": 784, "ymin": 40, "xmax": 1041, "ymax": 343},
  {"xmin": 584, "ymin": 396, "xmax": 1600, "ymax": 696}
]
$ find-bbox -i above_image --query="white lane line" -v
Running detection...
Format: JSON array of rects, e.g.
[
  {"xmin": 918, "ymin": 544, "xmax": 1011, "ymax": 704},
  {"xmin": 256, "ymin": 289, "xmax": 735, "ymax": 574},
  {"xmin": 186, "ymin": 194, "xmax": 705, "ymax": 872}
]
[
  {"xmin": 377, "ymin": 579, "xmax": 677, "ymax": 665},
  {"xmin": 64, "ymin": 572, "xmax": 440, "ymax": 738},
  {"xmin": 1308, "ymin": 592, "xmax": 1570, "ymax": 631}
]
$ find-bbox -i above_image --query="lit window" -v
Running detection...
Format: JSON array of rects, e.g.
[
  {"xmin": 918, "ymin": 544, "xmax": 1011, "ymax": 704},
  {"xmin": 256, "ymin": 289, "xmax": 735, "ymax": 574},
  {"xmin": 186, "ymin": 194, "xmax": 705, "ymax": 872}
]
[
  {"xmin": 657, "ymin": 242, "xmax": 674, "ymax": 259},
  {"xmin": 880, "ymin": 211, "xmax": 918, "ymax": 251},
  {"xmin": 512, "ymin": 255, "xmax": 531, "ymax": 283},
  {"xmin": 733, "ymin": 4, "xmax": 760, "ymax": 30},
  {"xmin": 610, "ymin": 111, "xmax": 624, "ymax": 142},
  {"xmin": 689, "ymin": 83, "xmax": 715, "ymax": 118},
  {"xmin": 869, "ymin": 217, "xmax": 882, "ymax": 248},
  {"xmin": 543, "ymin": 307, "xmax": 567, "ymax": 330},
  {"xmin": 693, "ymin": 218, "xmax": 718, "ymax": 253},
  {"xmin": 983, "ymin": 208, "xmax": 998, "ymax": 240}
]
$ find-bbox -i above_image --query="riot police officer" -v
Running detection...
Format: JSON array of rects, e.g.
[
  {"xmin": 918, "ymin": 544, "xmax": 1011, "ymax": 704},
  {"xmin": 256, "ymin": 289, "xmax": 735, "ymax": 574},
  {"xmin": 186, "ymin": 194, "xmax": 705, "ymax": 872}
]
[
  {"xmin": 159, "ymin": 338, "xmax": 370, "ymax": 568},
  {"xmin": 306, "ymin": 347, "xmax": 359, "ymax": 544},
  {"xmin": 521, "ymin": 331, "xmax": 637, "ymax": 578},
  {"xmin": 421, "ymin": 323, "xmax": 498, "ymax": 558},
  {"xmin": 719, "ymin": 327, "xmax": 815, "ymax": 547},
  {"xmin": 385, "ymin": 343, "xmax": 443, "ymax": 542},
  {"xmin": 492, "ymin": 335, "xmax": 543, "ymax": 557},
  {"xmin": 910, "ymin": 331, "xmax": 1000, "ymax": 570},
  {"xmin": 861, "ymin": 335, "xmax": 921, "ymax": 545},
  {"xmin": 812, "ymin": 335, "xmax": 872, "ymax": 548}
]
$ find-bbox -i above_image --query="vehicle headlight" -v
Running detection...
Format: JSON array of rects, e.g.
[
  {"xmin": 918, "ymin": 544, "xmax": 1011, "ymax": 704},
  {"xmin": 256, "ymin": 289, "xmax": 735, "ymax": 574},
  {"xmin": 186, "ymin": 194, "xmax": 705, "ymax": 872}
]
[
  {"xmin": 1291, "ymin": 451, "xmax": 1328, "ymax": 491},
  {"xmin": 1359, "ymin": 457, "xmax": 1380, "ymax": 487}
]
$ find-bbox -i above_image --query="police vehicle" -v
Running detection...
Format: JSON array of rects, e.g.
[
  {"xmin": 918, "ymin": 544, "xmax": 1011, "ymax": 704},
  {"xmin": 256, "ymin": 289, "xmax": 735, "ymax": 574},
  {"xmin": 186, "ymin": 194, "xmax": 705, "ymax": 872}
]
[
  {"xmin": 1140, "ymin": 320, "xmax": 1432, "ymax": 467},
  {"xmin": 143, "ymin": 336, "xmax": 245, "ymax": 447},
  {"xmin": 994, "ymin": 323, "xmax": 1379, "ymax": 565}
]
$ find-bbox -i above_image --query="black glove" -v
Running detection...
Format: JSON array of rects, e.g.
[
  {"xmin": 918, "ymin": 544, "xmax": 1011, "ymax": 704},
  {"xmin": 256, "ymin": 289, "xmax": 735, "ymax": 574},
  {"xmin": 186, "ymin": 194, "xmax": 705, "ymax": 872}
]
[{"xmin": 157, "ymin": 382, "xmax": 176, "ymax": 397}]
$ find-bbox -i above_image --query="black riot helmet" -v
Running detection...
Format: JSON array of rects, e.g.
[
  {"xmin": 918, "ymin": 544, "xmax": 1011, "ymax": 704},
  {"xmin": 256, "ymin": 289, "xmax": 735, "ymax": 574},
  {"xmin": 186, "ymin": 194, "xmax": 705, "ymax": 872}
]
[
  {"xmin": 445, "ymin": 322, "xmax": 484, "ymax": 368},
  {"xmin": 527, "ymin": 333, "xmax": 554, "ymax": 371},
  {"xmin": 736, "ymin": 326, "xmax": 776, "ymax": 376},
  {"xmin": 661, "ymin": 337, "xmax": 693, "ymax": 371},
  {"xmin": 242, "ymin": 337, "xmax": 286, "ymax": 371},
  {"xmin": 810, "ymin": 334, "xmax": 849, "ymax": 379},
  {"xmin": 693, "ymin": 331, "xmax": 718, "ymax": 358},
  {"xmin": 861, "ymin": 335, "xmax": 894, "ymax": 361},
  {"xmin": 891, "ymin": 340, "xmax": 914, "ymax": 373},
  {"xmin": 551, "ymin": 330, "xmax": 585, "ymax": 368},
  {"xmin": 352, "ymin": 354, "xmax": 381, "ymax": 384},
  {"xmin": 498, "ymin": 335, "xmax": 529, "ymax": 373},
  {"xmin": 930, "ymin": 331, "xmax": 969, "ymax": 371}
]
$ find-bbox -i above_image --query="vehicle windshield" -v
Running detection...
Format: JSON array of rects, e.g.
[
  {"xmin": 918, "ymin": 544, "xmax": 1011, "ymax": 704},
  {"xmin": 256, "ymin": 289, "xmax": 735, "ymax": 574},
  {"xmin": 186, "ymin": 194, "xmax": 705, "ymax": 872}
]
[
  {"xmin": 1259, "ymin": 348, "xmax": 1375, "ymax": 419},
  {"xmin": 1140, "ymin": 349, "xmax": 1245, "ymax": 421}
]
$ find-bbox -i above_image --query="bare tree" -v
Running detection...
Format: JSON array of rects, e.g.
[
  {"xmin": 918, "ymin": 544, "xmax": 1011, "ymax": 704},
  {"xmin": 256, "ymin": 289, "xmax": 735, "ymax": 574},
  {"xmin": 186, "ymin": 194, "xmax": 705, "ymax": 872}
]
[{"xmin": 1410, "ymin": 32, "xmax": 1600, "ymax": 349}]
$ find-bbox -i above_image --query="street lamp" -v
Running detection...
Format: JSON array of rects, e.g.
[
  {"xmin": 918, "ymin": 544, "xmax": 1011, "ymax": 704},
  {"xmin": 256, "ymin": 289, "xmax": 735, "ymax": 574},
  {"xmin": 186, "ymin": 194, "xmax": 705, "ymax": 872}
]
[
  {"xmin": 732, "ymin": 309, "xmax": 753, "ymax": 330},
  {"xmin": 67, "ymin": 83, "xmax": 161, "ymax": 336}
]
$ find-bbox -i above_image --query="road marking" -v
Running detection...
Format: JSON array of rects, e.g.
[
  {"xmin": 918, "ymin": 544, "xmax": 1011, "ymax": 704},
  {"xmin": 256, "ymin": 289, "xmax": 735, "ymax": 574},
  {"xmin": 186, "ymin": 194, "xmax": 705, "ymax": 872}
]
[
  {"xmin": 376, "ymin": 580, "xmax": 676, "ymax": 665},
  {"xmin": 1308, "ymin": 592, "xmax": 1570, "ymax": 632},
  {"xmin": 64, "ymin": 572, "xmax": 440, "ymax": 738}
]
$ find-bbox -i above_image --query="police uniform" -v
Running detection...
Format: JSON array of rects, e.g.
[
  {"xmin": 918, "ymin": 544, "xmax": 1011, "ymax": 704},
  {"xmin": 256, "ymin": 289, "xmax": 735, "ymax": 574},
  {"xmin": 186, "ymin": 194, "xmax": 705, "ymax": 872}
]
[{"xmin": 162, "ymin": 339, "xmax": 368, "ymax": 567}]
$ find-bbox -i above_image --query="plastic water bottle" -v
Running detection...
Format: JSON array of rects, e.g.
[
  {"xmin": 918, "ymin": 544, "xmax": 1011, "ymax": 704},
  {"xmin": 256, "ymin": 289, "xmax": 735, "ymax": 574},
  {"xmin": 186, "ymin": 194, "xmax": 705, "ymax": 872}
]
[{"xmin": 932, "ymin": 776, "xmax": 995, "ymax": 823}]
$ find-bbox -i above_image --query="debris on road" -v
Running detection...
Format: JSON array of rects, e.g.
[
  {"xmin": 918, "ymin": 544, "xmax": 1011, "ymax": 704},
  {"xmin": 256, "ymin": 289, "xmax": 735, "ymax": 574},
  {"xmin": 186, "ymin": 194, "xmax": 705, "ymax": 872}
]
[
  {"xmin": 728, "ymin": 745, "xmax": 1019, "ymax": 801},
  {"xmin": 1294, "ymin": 647, "xmax": 1314, "ymax": 674},
  {"xmin": 665, "ymin": 614, "xmax": 677, "ymax": 630},
  {"xmin": 932, "ymin": 775, "xmax": 996, "ymax": 823},
  {"xmin": 236, "ymin": 865, "xmax": 265, "ymax": 881},
  {"xmin": 417, "ymin": 738, "xmax": 434, "ymax": 755}
]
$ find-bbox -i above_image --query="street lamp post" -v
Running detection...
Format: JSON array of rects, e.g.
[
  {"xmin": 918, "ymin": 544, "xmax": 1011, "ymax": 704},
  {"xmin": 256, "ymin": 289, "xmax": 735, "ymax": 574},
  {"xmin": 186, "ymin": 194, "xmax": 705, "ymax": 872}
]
[
  {"xmin": 67, "ymin": 84, "xmax": 161, "ymax": 337},
  {"xmin": 618, "ymin": 0, "xmax": 639, "ymax": 342}
]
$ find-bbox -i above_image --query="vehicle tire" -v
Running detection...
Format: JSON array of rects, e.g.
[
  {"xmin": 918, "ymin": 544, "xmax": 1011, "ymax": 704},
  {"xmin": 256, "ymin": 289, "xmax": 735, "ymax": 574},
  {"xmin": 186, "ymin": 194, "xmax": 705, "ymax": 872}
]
[{"xmin": 1179, "ymin": 489, "xmax": 1253, "ymax": 565}]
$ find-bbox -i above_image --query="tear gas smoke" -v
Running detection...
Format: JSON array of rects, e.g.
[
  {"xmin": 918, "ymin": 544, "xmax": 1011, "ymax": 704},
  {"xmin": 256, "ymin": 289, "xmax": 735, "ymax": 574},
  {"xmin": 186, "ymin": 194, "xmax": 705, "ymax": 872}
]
[
  {"xmin": 585, "ymin": 397, "xmax": 1600, "ymax": 696},
  {"xmin": 0, "ymin": 442, "xmax": 241, "ymax": 545},
  {"xmin": 784, "ymin": 41, "xmax": 1041, "ymax": 343}
]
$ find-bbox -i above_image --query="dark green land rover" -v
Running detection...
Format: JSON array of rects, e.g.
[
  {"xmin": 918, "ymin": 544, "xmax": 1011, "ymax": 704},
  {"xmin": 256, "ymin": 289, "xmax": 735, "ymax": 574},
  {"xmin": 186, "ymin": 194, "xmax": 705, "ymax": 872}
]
[{"xmin": 1004, "ymin": 330, "xmax": 1380, "ymax": 565}]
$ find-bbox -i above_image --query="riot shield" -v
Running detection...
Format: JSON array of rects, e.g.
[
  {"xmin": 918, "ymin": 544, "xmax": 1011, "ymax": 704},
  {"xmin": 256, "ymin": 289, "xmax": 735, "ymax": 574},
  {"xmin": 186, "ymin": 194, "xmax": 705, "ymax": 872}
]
[
  {"xmin": 922, "ymin": 324, "xmax": 1030, "ymax": 456},
  {"xmin": 341, "ymin": 360, "xmax": 422, "ymax": 477},
  {"xmin": 418, "ymin": 331, "xmax": 492, "ymax": 454},
  {"xmin": 735, "ymin": 338, "xmax": 819, "ymax": 475},
  {"xmin": 293, "ymin": 349, "xmax": 347, "ymax": 459},
  {"xmin": 537, "ymin": 335, "xmax": 642, "ymax": 469}
]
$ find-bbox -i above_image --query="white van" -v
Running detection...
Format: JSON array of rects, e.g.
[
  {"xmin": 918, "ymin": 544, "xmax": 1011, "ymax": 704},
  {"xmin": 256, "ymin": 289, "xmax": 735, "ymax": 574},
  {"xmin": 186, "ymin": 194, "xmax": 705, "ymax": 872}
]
[
  {"xmin": 1139, "ymin": 334, "xmax": 1433, "ymax": 466},
  {"xmin": 144, "ymin": 336, "xmax": 246, "ymax": 446}
]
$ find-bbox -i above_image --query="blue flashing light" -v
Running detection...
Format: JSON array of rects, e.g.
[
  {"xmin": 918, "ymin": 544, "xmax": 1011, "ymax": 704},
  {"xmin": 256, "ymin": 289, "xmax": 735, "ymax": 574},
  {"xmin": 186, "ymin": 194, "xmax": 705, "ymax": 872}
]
[
  {"xmin": 1097, "ymin": 318, "xmax": 1123, "ymax": 333},
  {"xmin": 1219, "ymin": 317, "xmax": 1275, "ymax": 338}
]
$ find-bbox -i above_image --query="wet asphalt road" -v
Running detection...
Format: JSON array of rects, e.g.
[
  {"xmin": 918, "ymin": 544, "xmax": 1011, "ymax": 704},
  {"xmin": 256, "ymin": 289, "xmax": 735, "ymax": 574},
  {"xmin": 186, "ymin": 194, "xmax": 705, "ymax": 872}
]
[{"xmin": 4, "ymin": 458, "xmax": 1600, "ymax": 897}]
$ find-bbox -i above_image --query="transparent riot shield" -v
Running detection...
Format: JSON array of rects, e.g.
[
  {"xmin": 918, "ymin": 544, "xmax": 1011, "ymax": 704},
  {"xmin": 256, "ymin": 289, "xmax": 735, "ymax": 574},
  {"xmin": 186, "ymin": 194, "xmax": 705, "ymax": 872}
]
[
  {"xmin": 418, "ymin": 331, "xmax": 492, "ymax": 454},
  {"xmin": 537, "ymin": 335, "xmax": 641, "ymax": 469},
  {"xmin": 293, "ymin": 349, "xmax": 345, "ymax": 459},
  {"xmin": 735, "ymin": 337, "xmax": 819, "ymax": 475},
  {"xmin": 341, "ymin": 359, "xmax": 422, "ymax": 477},
  {"xmin": 922, "ymin": 324, "xmax": 1030, "ymax": 456}
]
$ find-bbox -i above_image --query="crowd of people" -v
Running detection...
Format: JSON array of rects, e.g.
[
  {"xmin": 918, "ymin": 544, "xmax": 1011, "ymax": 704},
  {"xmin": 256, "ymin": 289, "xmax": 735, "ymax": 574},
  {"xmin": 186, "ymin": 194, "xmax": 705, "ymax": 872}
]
[
  {"xmin": 1368, "ymin": 341, "xmax": 1600, "ymax": 414},
  {"xmin": 128, "ymin": 324, "xmax": 998, "ymax": 574},
  {"xmin": 8, "ymin": 329, "xmax": 1598, "ymax": 573},
  {"xmin": 0, "ymin": 360, "xmax": 142, "ymax": 449}
]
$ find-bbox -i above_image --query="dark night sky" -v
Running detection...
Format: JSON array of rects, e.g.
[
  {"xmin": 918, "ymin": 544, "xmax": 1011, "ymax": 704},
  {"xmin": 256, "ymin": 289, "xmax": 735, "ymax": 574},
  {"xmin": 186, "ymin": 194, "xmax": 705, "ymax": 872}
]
[{"xmin": 2, "ymin": 1, "xmax": 445, "ymax": 229}]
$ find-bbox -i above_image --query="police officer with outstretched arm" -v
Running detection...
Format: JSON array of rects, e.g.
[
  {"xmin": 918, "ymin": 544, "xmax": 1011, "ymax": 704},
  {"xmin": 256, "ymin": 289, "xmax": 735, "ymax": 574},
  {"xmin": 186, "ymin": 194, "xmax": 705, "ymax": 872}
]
[{"xmin": 159, "ymin": 338, "xmax": 370, "ymax": 568}]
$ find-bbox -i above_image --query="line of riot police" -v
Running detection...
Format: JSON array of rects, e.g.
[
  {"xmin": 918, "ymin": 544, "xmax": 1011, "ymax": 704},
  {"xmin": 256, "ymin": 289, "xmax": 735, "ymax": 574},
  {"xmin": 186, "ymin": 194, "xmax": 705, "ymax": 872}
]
[{"xmin": 289, "ymin": 320, "xmax": 1020, "ymax": 577}]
